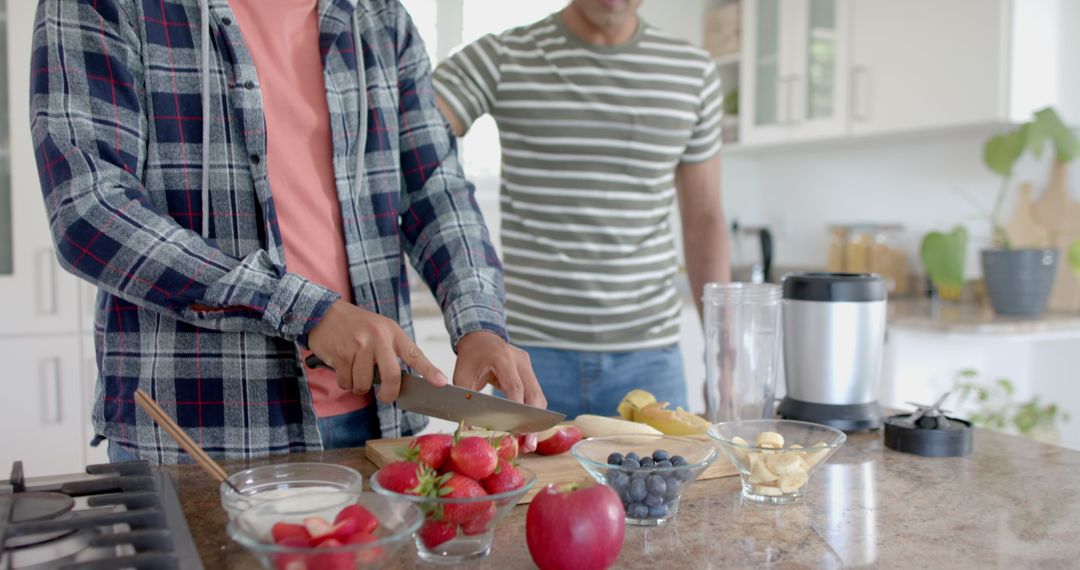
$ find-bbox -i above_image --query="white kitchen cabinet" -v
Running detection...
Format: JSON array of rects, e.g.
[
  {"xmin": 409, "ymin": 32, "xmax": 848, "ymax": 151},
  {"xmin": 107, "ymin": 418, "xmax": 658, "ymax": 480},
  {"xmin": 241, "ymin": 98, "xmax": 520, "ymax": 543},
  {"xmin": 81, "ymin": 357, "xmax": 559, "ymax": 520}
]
[
  {"xmin": 738, "ymin": 0, "xmax": 1080, "ymax": 147},
  {"xmin": 740, "ymin": 0, "xmax": 848, "ymax": 145},
  {"xmin": 0, "ymin": 0, "xmax": 82, "ymax": 337},
  {"xmin": 849, "ymin": 0, "xmax": 1004, "ymax": 136},
  {"xmin": 0, "ymin": 336, "xmax": 90, "ymax": 475}
]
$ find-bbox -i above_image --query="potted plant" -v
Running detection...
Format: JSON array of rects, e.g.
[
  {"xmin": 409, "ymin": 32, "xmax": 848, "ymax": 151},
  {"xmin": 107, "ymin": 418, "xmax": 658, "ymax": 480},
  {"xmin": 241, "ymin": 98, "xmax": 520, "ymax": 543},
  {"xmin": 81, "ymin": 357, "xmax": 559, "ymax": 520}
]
[
  {"xmin": 952, "ymin": 369, "xmax": 1069, "ymax": 445},
  {"xmin": 979, "ymin": 107, "xmax": 1079, "ymax": 315}
]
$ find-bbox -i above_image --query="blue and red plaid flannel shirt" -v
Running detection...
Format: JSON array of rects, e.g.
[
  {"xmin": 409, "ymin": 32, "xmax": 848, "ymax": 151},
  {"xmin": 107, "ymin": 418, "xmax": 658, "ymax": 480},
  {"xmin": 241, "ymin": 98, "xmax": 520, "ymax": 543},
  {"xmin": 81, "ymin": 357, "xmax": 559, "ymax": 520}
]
[{"xmin": 29, "ymin": 0, "xmax": 506, "ymax": 462}]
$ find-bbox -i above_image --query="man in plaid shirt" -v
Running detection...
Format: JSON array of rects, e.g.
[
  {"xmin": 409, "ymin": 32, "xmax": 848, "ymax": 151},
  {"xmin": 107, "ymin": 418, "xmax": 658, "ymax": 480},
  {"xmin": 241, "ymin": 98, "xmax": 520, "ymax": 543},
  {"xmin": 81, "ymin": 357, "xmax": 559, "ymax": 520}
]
[{"xmin": 30, "ymin": 0, "xmax": 545, "ymax": 463}]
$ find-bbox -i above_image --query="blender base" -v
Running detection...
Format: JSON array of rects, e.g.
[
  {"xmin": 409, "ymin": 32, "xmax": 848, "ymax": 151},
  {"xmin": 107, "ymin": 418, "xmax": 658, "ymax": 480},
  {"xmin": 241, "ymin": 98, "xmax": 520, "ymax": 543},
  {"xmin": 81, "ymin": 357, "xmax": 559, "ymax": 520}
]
[{"xmin": 777, "ymin": 398, "xmax": 883, "ymax": 431}]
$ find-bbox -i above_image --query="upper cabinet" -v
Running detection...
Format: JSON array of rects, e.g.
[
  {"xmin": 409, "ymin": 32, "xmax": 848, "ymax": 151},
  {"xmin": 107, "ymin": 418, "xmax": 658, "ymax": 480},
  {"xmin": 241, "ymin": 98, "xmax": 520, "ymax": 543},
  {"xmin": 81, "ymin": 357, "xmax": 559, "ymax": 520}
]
[
  {"xmin": 741, "ymin": 0, "xmax": 848, "ymax": 145},
  {"xmin": 735, "ymin": 0, "xmax": 1080, "ymax": 148}
]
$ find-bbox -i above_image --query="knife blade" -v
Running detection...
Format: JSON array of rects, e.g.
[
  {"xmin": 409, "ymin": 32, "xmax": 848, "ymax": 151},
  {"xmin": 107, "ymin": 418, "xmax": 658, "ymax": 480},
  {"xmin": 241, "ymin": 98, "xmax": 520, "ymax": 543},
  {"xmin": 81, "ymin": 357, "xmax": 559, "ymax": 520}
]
[{"xmin": 304, "ymin": 355, "xmax": 564, "ymax": 433}]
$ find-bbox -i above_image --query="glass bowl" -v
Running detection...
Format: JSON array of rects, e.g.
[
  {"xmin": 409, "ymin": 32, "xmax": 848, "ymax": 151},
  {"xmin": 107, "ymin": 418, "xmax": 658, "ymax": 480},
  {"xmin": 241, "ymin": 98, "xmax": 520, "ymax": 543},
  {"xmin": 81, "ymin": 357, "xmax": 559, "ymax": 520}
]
[
  {"xmin": 227, "ymin": 491, "xmax": 423, "ymax": 569},
  {"xmin": 220, "ymin": 463, "xmax": 364, "ymax": 520},
  {"xmin": 369, "ymin": 466, "xmax": 536, "ymax": 565},
  {"xmin": 570, "ymin": 434, "xmax": 719, "ymax": 526},
  {"xmin": 708, "ymin": 419, "xmax": 846, "ymax": 504}
]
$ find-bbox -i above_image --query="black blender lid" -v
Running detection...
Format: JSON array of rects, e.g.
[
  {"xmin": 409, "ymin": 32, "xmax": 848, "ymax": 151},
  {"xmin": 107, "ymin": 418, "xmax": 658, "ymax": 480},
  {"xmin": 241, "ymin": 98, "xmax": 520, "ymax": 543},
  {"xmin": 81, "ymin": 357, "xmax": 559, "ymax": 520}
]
[
  {"xmin": 782, "ymin": 272, "xmax": 886, "ymax": 302},
  {"xmin": 883, "ymin": 414, "xmax": 973, "ymax": 457}
]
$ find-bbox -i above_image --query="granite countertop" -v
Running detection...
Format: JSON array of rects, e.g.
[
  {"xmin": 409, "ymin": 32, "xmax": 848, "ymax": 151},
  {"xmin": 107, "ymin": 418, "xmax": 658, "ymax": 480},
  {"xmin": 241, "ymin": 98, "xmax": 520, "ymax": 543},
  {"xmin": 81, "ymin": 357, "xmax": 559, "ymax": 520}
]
[
  {"xmin": 888, "ymin": 298, "xmax": 1080, "ymax": 336},
  {"xmin": 165, "ymin": 427, "xmax": 1080, "ymax": 569}
]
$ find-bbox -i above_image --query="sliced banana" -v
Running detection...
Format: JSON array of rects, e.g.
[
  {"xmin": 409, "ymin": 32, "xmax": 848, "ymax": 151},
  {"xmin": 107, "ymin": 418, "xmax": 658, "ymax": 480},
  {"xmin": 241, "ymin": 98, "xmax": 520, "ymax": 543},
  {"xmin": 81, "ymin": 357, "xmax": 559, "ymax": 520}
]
[
  {"xmin": 730, "ymin": 436, "xmax": 751, "ymax": 463},
  {"xmin": 753, "ymin": 484, "xmax": 783, "ymax": 496},
  {"xmin": 748, "ymin": 451, "xmax": 763, "ymax": 472},
  {"xmin": 749, "ymin": 457, "xmax": 779, "ymax": 483},
  {"xmin": 803, "ymin": 442, "xmax": 831, "ymax": 468},
  {"xmin": 573, "ymin": 414, "xmax": 662, "ymax": 437},
  {"xmin": 755, "ymin": 431, "xmax": 784, "ymax": 449},
  {"xmin": 764, "ymin": 452, "xmax": 803, "ymax": 476},
  {"xmin": 779, "ymin": 470, "xmax": 809, "ymax": 493}
]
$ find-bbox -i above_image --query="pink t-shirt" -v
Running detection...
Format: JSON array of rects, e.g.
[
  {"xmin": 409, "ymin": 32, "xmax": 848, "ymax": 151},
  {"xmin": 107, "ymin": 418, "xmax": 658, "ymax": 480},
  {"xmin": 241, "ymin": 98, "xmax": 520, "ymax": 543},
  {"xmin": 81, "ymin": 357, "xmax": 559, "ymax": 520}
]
[{"xmin": 230, "ymin": 0, "xmax": 369, "ymax": 417}]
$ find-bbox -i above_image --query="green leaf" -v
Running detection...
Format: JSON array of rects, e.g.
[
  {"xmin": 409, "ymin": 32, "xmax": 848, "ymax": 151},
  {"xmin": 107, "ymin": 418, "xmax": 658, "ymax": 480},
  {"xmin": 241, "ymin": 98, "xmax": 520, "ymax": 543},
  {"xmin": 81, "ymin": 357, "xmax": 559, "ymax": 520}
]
[
  {"xmin": 998, "ymin": 378, "xmax": 1015, "ymax": 395},
  {"xmin": 958, "ymin": 369, "xmax": 978, "ymax": 378},
  {"xmin": 984, "ymin": 131, "xmax": 1025, "ymax": 176},
  {"xmin": 920, "ymin": 226, "xmax": 968, "ymax": 290},
  {"xmin": 1034, "ymin": 107, "xmax": 1080, "ymax": 162},
  {"xmin": 1021, "ymin": 120, "xmax": 1049, "ymax": 159},
  {"xmin": 1068, "ymin": 239, "xmax": 1080, "ymax": 275}
]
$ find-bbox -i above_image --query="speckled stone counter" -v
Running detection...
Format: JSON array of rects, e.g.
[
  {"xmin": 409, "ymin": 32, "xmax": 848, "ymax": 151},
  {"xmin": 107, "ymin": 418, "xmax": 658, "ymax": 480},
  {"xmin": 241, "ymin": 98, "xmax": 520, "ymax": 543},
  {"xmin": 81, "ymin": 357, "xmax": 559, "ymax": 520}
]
[{"xmin": 165, "ymin": 428, "xmax": 1080, "ymax": 569}]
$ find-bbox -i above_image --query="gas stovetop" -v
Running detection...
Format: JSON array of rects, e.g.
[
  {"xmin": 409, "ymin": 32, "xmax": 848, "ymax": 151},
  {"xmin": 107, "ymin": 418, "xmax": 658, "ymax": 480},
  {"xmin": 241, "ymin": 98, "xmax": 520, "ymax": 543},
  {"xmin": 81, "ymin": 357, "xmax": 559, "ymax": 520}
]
[{"xmin": 0, "ymin": 461, "xmax": 203, "ymax": 569}]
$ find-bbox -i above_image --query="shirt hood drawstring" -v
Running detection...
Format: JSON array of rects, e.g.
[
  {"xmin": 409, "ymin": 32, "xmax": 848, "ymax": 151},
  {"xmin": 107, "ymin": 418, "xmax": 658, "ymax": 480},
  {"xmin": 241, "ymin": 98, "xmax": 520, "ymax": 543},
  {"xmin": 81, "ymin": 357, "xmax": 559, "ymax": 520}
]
[{"xmin": 196, "ymin": 0, "xmax": 367, "ymax": 240}]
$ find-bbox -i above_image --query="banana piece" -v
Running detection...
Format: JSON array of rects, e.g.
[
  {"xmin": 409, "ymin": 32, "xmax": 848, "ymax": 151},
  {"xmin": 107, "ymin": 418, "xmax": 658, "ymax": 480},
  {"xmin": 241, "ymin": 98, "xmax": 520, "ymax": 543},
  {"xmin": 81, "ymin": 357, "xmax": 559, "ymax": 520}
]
[
  {"xmin": 764, "ymin": 452, "xmax": 803, "ymax": 476},
  {"xmin": 730, "ymin": 436, "xmax": 751, "ymax": 463},
  {"xmin": 755, "ymin": 431, "xmax": 784, "ymax": 449},
  {"xmin": 748, "ymin": 451, "xmax": 763, "ymax": 472},
  {"xmin": 749, "ymin": 456, "xmax": 779, "ymax": 483},
  {"xmin": 617, "ymin": 389, "xmax": 657, "ymax": 421},
  {"xmin": 779, "ymin": 470, "xmax": 809, "ymax": 493},
  {"xmin": 803, "ymin": 442, "xmax": 831, "ymax": 468},
  {"xmin": 753, "ymin": 484, "xmax": 783, "ymax": 496},
  {"xmin": 573, "ymin": 414, "xmax": 662, "ymax": 437}
]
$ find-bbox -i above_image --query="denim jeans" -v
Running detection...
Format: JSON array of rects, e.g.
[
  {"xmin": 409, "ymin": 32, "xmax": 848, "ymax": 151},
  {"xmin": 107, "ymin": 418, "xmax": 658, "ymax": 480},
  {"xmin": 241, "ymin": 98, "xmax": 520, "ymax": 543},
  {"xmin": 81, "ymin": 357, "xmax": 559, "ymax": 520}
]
[
  {"xmin": 107, "ymin": 406, "xmax": 382, "ymax": 463},
  {"xmin": 521, "ymin": 345, "xmax": 688, "ymax": 419}
]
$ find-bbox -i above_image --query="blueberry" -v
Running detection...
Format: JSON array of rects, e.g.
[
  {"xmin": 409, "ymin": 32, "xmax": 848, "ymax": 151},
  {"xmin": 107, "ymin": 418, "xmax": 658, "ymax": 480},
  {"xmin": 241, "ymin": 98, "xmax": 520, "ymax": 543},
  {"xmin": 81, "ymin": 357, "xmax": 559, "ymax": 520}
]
[
  {"xmin": 675, "ymin": 468, "xmax": 696, "ymax": 482},
  {"xmin": 670, "ymin": 455, "xmax": 687, "ymax": 467},
  {"xmin": 631, "ymin": 469, "xmax": 649, "ymax": 480},
  {"xmin": 664, "ymin": 478, "xmax": 681, "ymax": 500},
  {"xmin": 627, "ymin": 502, "xmax": 649, "ymax": 518},
  {"xmin": 623, "ymin": 458, "xmax": 640, "ymax": 469},
  {"xmin": 629, "ymin": 477, "xmax": 647, "ymax": 502},
  {"xmin": 625, "ymin": 452, "xmax": 640, "ymax": 463},
  {"xmin": 639, "ymin": 457, "xmax": 655, "ymax": 469},
  {"xmin": 644, "ymin": 494, "xmax": 663, "ymax": 508},
  {"xmin": 606, "ymin": 469, "xmax": 629, "ymax": 491},
  {"xmin": 646, "ymin": 474, "xmax": 667, "ymax": 497},
  {"xmin": 607, "ymin": 452, "xmax": 624, "ymax": 466},
  {"xmin": 648, "ymin": 503, "xmax": 670, "ymax": 518},
  {"xmin": 656, "ymin": 460, "xmax": 673, "ymax": 469},
  {"xmin": 652, "ymin": 449, "xmax": 670, "ymax": 462}
]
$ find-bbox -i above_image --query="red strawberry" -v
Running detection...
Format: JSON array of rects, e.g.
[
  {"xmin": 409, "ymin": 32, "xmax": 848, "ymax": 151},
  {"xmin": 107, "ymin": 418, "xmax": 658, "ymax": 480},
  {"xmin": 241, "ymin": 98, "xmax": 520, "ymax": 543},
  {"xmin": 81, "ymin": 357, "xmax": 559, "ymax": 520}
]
[
  {"xmin": 334, "ymin": 504, "xmax": 378, "ymax": 535},
  {"xmin": 376, "ymin": 461, "xmax": 425, "ymax": 494},
  {"xmin": 308, "ymin": 538, "xmax": 354, "ymax": 570},
  {"xmin": 450, "ymin": 436, "xmax": 498, "ymax": 480},
  {"xmin": 271, "ymin": 522, "xmax": 311, "ymax": 546},
  {"xmin": 494, "ymin": 434, "xmax": 518, "ymax": 462},
  {"xmin": 481, "ymin": 460, "xmax": 526, "ymax": 495},
  {"xmin": 402, "ymin": 433, "xmax": 453, "ymax": 469},
  {"xmin": 346, "ymin": 532, "xmax": 384, "ymax": 564},
  {"xmin": 310, "ymin": 517, "xmax": 362, "ymax": 546},
  {"xmin": 303, "ymin": 516, "xmax": 333, "ymax": 540},
  {"xmin": 418, "ymin": 518, "xmax": 457, "ymax": 549},
  {"xmin": 459, "ymin": 502, "xmax": 496, "ymax": 536},
  {"xmin": 272, "ymin": 552, "xmax": 307, "ymax": 570},
  {"xmin": 438, "ymin": 473, "xmax": 489, "ymax": 525}
]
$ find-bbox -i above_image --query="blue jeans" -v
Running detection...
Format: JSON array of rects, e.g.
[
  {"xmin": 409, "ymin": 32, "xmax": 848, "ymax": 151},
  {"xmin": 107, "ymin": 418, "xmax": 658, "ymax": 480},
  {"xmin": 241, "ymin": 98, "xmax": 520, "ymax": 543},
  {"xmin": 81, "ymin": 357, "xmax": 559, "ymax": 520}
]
[
  {"xmin": 522, "ymin": 345, "xmax": 688, "ymax": 419},
  {"xmin": 107, "ymin": 406, "xmax": 382, "ymax": 463}
]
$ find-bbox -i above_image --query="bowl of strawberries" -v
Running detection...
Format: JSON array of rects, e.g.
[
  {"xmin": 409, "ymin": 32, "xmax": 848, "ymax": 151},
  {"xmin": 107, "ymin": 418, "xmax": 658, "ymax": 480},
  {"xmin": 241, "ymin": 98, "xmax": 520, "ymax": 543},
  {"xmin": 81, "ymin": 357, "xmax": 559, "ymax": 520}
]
[
  {"xmin": 227, "ymin": 491, "xmax": 422, "ymax": 569},
  {"xmin": 370, "ymin": 433, "xmax": 536, "ymax": 564}
]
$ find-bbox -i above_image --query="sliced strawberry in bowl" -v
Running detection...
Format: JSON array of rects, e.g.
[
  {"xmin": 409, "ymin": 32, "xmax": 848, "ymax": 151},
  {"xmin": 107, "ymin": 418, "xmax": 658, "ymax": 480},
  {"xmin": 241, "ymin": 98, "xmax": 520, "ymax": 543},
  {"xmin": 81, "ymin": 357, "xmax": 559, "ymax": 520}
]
[
  {"xmin": 334, "ymin": 504, "xmax": 378, "ymax": 535},
  {"xmin": 271, "ymin": 522, "xmax": 312, "ymax": 546},
  {"xmin": 307, "ymin": 538, "xmax": 355, "ymax": 570}
]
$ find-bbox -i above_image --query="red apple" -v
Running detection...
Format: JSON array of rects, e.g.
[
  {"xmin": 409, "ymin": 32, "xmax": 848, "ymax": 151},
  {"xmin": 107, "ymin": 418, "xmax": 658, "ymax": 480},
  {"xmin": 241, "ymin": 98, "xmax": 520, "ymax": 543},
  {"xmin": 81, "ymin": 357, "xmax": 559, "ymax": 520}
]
[
  {"xmin": 526, "ymin": 481, "xmax": 625, "ymax": 570},
  {"xmin": 534, "ymin": 424, "xmax": 583, "ymax": 456}
]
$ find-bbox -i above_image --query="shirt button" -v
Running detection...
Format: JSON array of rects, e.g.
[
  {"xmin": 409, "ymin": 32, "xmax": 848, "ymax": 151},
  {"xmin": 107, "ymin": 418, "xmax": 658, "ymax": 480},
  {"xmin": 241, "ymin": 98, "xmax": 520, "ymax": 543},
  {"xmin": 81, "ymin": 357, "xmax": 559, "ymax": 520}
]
[
  {"xmin": 244, "ymin": 80, "xmax": 255, "ymax": 90},
  {"xmin": 221, "ymin": 17, "xmax": 232, "ymax": 25},
  {"xmin": 250, "ymin": 154, "xmax": 261, "ymax": 165}
]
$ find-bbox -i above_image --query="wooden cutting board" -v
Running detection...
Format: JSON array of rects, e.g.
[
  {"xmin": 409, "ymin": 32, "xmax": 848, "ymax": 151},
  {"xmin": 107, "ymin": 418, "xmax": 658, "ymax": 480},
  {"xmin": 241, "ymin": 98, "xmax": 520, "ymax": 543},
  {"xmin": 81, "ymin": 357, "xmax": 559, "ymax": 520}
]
[{"xmin": 365, "ymin": 436, "xmax": 738, "ymax": 504}]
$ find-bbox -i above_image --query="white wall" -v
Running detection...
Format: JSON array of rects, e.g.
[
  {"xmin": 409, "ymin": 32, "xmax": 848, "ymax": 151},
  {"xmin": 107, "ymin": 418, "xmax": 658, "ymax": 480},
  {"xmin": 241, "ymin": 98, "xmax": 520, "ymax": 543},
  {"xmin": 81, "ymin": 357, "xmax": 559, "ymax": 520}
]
[{"xmin": 721, "ymin": 128, "xmax": 1076, "ymax": 279}]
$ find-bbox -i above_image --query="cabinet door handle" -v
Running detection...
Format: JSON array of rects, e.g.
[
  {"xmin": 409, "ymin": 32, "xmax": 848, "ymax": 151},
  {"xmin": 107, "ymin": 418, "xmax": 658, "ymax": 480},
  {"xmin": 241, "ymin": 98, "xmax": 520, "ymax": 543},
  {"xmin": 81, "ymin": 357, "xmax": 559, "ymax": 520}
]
[
  {"xmin": 787, "ymin": 75, "xmax": 801, "ymax": 126},
  {"xmin": 40, "ymin": 357, "xmax": 63, "ymax": 425},
  {"xmin": 35, "ymin": 248, "xmax": 58, "ymax": 316},
  {"xmin": 852, "ymin": 66, "xmax": 871, "ymax": 122}
]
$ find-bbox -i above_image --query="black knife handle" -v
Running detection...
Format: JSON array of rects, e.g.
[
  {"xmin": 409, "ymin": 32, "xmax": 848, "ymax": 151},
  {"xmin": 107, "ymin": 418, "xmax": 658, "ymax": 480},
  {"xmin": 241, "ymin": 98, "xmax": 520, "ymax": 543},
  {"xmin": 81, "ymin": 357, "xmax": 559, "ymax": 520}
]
[{"xmin": 305, "ymin": 355, "xmax": 401, "ymax": 386}]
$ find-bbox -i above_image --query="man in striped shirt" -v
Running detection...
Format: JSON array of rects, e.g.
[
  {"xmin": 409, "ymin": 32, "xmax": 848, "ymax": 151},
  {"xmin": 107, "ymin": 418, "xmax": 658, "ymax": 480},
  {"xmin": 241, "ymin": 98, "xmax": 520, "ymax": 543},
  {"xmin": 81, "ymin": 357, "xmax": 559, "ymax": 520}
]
[{"xmin": 434, "ymin": 0, "xmax": 731, "ymax": 418}]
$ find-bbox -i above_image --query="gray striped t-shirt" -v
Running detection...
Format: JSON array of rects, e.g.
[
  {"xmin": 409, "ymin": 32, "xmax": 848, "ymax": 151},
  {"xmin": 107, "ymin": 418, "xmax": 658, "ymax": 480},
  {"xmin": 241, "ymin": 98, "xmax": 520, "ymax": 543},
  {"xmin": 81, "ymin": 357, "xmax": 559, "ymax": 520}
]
[{"xmin": 434, "ymin": 14, "xmax": 722, "ymax": 351}]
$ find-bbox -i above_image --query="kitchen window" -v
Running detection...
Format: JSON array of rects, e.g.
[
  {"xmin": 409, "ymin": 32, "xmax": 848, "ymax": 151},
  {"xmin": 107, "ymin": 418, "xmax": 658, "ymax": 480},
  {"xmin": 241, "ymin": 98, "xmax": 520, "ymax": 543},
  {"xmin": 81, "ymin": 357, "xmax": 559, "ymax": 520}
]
[{"xmin": 0, "ymin": 0, "xmax": 13, "ymax": 275}]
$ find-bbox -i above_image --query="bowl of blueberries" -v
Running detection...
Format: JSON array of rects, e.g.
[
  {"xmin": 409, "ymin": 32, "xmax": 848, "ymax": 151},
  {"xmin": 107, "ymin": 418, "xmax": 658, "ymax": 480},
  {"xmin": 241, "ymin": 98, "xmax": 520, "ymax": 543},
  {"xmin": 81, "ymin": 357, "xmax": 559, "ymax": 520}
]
[{"xmin": 570, "ymin": 434, "xmax": 719, "ymax": 526}]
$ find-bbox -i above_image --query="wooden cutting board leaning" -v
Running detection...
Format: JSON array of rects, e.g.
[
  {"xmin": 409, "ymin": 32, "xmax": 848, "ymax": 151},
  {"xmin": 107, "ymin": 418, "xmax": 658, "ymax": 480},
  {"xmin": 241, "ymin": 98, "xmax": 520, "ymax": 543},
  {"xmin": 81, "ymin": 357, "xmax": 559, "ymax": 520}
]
[{"xmin": 365, "ymin": 436, "xmax": 738, "ymax": 504}]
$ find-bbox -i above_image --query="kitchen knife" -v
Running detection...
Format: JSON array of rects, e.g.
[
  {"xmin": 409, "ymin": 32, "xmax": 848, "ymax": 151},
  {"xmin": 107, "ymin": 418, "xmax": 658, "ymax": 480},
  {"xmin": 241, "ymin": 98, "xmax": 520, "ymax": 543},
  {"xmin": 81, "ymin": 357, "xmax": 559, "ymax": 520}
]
[{"xmin": 304, "ymin": 355, "xmax": 564, "ymax": 433}]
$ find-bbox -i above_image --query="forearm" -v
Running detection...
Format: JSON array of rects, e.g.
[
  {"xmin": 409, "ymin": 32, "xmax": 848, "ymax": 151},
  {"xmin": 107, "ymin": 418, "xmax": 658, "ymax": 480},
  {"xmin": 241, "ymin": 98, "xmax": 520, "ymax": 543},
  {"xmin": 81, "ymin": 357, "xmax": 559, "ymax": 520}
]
[{"xmin": 676, "ymin": 156, "xmax": 730, "ymax": 319}]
